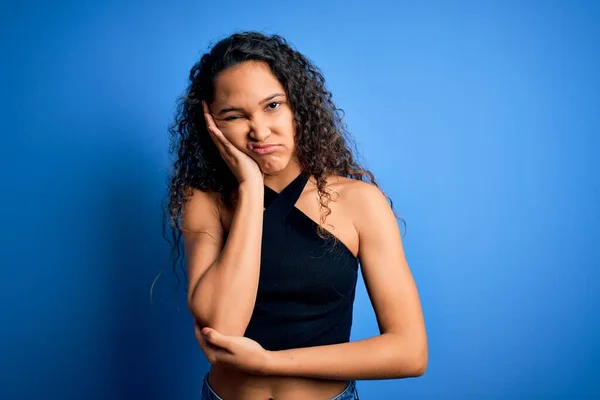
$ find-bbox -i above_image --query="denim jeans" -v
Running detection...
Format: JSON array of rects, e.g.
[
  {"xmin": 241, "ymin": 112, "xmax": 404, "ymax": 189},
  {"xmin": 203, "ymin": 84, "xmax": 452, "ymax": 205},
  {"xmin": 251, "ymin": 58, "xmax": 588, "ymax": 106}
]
[{"xmin": 201, "ymin": 373, "xmax": 360, "ymax": 399}]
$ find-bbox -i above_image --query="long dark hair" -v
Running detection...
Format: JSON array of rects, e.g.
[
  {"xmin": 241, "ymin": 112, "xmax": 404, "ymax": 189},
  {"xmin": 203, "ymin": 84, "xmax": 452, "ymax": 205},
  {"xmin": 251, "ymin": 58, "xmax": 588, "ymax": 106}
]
[{"xmin": 157, "ymin": 31, "xmax": 398, "ymax": 297}]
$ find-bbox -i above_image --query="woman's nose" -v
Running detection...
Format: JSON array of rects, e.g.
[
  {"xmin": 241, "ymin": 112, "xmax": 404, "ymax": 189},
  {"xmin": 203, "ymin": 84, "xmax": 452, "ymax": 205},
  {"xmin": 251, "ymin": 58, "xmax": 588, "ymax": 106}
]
[{"xmin": 248, "ymin": 117, "xmax": 272, "ymax": 142}]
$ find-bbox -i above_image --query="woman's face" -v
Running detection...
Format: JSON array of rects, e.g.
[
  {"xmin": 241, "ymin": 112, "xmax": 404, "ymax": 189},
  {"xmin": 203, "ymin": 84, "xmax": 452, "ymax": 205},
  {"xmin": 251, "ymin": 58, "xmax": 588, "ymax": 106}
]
[{"xmin": 208, "ymin": 61, "xmax": 298, "ymax": 175}]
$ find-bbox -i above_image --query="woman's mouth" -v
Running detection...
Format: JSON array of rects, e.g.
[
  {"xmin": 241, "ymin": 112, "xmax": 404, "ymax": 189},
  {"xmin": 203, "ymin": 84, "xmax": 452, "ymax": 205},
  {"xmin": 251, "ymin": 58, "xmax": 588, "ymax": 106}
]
[{"xmin": 250, "ymin": 144, "xmax": 280, "ymax": 155}]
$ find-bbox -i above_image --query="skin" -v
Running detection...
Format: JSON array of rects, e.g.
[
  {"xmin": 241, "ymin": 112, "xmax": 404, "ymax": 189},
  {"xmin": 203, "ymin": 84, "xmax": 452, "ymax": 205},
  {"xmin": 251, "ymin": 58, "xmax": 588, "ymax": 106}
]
[
  {"xmin": 188, "ymin": 61, "xmax": 428, "ymax": 399},
  {"xmin": 206, "ymin": 60, "xmax": 302, "ymax": 189}
]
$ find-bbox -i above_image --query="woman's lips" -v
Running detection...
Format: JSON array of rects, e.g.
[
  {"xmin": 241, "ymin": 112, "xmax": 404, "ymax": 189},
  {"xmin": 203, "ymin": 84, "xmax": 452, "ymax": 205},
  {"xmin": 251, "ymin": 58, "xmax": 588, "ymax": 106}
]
[{"xmin": 250, "ymin": 144, "xmax": 279, "ymax": 155}]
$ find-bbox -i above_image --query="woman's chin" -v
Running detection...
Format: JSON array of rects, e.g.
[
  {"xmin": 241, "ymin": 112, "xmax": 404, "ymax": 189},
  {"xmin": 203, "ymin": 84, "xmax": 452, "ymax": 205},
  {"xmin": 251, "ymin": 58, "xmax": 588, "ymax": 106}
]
[{"xmin": 257, "ymin": 158, "xmax": 287, "ymax": 175}]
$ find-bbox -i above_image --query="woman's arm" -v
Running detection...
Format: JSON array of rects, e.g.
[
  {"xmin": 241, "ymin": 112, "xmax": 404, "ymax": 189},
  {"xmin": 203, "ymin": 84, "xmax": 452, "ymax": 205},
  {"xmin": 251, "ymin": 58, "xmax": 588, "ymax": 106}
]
[
  {"xmin": 267, "ymin": 181, "xmax": 427, "ymax": 380},
  {"xmin": 267, "ymin": 333, "xmax": 425, "ymax": 380},
  {"xmin": 196, "ymin": 181, "xmax": 427, "ymax": 380},
  {"xmin": 184, "ymin": 182, "xmax": 264, "ymax": 337}
]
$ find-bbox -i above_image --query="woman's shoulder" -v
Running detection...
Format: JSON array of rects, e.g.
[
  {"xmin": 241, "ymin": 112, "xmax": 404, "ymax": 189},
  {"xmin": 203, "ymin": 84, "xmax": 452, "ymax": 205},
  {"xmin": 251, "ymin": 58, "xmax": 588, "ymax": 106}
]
[
  {"xmin": 318, "ymin": 174, "xmax": 386, "ymax": 206},
  {"xmin": 313, "ymin": 174, "xmax": 390, "ymax": 224},
  {"xmin": 183, "ymin": 187, "xmax": 232, "ymax": 232}
]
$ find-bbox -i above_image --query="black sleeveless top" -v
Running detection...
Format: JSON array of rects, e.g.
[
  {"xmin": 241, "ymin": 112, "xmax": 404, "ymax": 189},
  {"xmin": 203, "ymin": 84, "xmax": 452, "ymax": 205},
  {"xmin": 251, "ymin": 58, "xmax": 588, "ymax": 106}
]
[{"xmin": 244, "ymin": 172, "xmax": 359, "ymax": 351}]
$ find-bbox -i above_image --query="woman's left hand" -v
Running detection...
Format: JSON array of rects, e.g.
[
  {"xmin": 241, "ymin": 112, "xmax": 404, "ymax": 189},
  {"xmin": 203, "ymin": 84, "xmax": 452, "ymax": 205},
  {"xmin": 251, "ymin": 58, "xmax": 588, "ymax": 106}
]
[{"xmin": 194, "ymin": 322, "xmax": 272, "ymax": 375}]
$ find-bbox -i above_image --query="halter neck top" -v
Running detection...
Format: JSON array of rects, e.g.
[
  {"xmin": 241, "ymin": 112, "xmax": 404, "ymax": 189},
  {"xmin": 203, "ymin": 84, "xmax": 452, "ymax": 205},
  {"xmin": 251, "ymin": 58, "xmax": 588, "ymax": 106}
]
[{"xmin": 243, "ymin": 172, "xmax": 359, "ymax": 351}]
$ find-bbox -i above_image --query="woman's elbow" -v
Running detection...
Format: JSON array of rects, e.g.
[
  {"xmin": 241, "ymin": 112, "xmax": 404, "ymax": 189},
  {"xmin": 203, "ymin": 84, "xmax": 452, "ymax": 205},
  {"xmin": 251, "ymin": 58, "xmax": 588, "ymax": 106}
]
[
  {"xmin": 396, "ymin": 338, "xmax": 428, "ymax": 378},
  {"xmin": 410, "ymin": 341, "xmax": 428, "ymax": 377},
  {"xmin": 412, "ymin": 352, "xmax": 428, "ymax": 377},
  {"xmin": 188, "ymin": 290, "xmax": 211, "ymax": 328}
]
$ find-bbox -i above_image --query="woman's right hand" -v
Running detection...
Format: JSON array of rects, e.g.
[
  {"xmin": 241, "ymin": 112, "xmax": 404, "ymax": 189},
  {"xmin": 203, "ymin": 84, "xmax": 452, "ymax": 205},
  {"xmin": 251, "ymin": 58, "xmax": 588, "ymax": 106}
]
[{"xmin": 202, "ymin": 101, "xmax": 264, "ymax": 186}]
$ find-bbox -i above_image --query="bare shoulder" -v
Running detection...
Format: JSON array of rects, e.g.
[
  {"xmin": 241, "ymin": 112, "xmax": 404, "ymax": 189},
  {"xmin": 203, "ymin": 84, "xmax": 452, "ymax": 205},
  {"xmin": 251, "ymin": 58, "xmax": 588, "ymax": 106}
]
[
  {"xmin": 322, "ymin": 175, "xmax": 391, "ymax": 227},
  {"xmin": 332, "ymin": 176, "xmax": 386, "ymax": 201},
  {"xmin": 181, "ymin": 187, "xmax": 224, "ymax": 234}
]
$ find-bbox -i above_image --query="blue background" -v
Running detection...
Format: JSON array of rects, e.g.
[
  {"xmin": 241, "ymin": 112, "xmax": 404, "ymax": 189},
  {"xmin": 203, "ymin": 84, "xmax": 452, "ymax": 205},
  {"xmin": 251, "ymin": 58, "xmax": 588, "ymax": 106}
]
[{"xmin": 1, "ymin": 0, "xmax": 599, "ymax": 398}]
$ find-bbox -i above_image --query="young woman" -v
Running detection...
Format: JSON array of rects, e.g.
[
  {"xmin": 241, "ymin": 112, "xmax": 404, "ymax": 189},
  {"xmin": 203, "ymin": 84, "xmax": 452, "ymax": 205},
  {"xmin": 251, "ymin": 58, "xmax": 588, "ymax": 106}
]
[{"xmin": 165, "ymin": 31, "xmax": 427, "ymax": 400}]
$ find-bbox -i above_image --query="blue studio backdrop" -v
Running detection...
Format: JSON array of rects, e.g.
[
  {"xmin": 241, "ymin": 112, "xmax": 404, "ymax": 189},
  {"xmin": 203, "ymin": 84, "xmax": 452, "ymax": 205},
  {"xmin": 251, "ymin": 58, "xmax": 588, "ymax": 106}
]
[{"xmin": 1, "ymin": 1, "xmax": 599, "ymax": 399}]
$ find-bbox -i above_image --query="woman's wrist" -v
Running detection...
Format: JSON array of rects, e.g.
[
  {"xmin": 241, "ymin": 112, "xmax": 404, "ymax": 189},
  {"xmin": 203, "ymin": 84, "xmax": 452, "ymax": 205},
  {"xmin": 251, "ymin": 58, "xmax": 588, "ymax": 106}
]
[
  {"xmin": 261, "ymin": 349, "xmax": 278, "ymax": 375},
  {"xmin": 238, "ymin": 180, "xmax": 264, "ymax": 198}
]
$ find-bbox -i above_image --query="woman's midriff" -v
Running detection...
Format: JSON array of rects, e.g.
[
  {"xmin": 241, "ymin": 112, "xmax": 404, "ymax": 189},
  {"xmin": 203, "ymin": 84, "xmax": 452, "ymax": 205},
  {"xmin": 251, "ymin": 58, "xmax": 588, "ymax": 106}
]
[{"xmin": 209, "ymin": 364, "xmax": 350, "ymax": 400}]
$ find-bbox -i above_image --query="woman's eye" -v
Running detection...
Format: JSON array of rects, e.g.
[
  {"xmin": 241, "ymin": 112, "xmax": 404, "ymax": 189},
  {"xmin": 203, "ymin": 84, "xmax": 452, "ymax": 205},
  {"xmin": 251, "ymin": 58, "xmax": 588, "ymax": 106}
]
[
  {"xmin": 224, "ymin": 115, "xmax": 241, "ymax": 121},
  {"xmin": 266, "ymin": 102, "xmax": 281, "ymax": 111}
]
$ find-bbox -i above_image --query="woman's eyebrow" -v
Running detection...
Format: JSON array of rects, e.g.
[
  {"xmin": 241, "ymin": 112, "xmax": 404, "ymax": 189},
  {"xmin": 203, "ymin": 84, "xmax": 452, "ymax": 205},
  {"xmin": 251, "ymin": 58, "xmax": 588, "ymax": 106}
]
[
  {"xmin": 217, "ymin": 93, "xmax": 285, "ymax": 116},
  {"xmin": 259, "ymin": 92, "xmax": 285, "ymax": 104}
]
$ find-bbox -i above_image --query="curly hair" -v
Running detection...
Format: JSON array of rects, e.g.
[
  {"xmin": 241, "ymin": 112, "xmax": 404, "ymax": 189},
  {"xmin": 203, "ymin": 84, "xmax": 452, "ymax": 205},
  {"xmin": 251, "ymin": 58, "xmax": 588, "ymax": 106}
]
[{"xmin": 158, "ymin": 31, "xmax": 398, "ymax": 296}]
